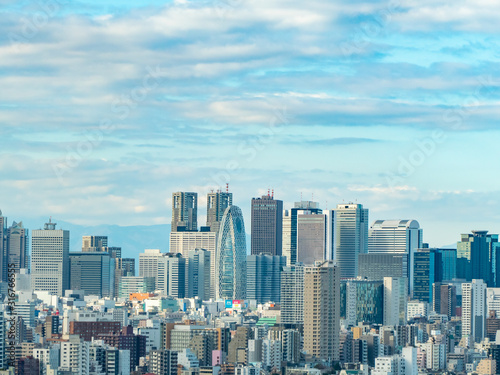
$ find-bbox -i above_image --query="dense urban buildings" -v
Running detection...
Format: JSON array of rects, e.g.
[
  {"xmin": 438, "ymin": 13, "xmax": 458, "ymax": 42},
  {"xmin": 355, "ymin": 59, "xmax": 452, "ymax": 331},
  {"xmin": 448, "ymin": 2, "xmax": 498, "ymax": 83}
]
[{"xmin": 4, "ymin": 190, "xmax": 500, "ymax": 374}]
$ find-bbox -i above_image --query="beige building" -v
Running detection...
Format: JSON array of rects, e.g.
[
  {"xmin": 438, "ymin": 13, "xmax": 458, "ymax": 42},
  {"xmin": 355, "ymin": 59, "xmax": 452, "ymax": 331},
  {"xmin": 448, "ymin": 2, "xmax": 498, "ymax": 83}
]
[
  {"xmin": 303, "ymin": 260, "xmax": 340, "ymax": 361},
  {"xmin": 476, "ymin": 358, "xmax": 496, "ymax": 375}
]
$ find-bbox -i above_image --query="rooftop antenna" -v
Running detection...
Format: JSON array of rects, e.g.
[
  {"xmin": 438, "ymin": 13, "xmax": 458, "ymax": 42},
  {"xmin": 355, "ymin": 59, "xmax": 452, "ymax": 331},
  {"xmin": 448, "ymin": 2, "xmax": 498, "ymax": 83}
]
[
  {"xmin": 268, "ymin": 188, "xmax": 270, "ymax": 197},
  {"xmin": 271, "ymin": 189, "xmax": 274, "ymax": 199},
  {"xmin": 226, "ymin": 183, "xmax": 229, "ymax": 193},
  {"xmin": 300, "ymin": 192, "xmax": 303, "ymax": 201}
]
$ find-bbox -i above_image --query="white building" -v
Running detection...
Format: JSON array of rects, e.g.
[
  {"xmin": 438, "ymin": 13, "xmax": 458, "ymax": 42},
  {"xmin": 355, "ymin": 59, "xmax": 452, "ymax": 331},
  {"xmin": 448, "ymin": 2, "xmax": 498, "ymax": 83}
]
[
  {"xmin": 178, "ymin": 348, "xmax": 199, "ymax": 369},
  {"xmin": 59, "ymin": 334, "xmax": 90, "ymax": 375},
  {"xmin": 462, "ymin": 279, "xmax": 487, "ymax": 343},
  {"xmin": 368, "ymin": 220, "xmax": 422, "ymax": 292},
  {"xmin": 407, "ymin": 301, "xmax": 428, "ymax": 320},
  {"xmin": 383, "ymin": 277, "xmax": 408, "ymax": 326},
  {"xmin": 31, "ymin": 219, "xmax": 70, "ymax": 296},
  {"xmin": 34, "ymin": 346, "xmax": 60, "ymax": 375},
  {"xmin": 487, "ymin": 288, "xmax": 500, "ymax": 315},
  {"xmin": 261, "ymin": 339, "xmax": 281, "ymax": 369},
  {"xmin": 139, "ymin": 249, "xmax": 166, "ymax": 289}
]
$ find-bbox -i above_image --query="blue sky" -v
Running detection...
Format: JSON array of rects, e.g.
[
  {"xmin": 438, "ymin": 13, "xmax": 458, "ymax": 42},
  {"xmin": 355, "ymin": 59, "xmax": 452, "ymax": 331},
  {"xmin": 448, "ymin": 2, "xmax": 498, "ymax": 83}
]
[{"xmin": 1, "ymin": 0, "xmax": 500, "ymax": 248}]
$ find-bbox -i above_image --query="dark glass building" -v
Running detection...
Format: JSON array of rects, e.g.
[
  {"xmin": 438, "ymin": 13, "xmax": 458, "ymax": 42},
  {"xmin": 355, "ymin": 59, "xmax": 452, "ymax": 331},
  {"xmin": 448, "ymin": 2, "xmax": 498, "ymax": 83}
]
[{"xmin": 251, "ymin": 194, "xmax": 283, "ymax": 256}]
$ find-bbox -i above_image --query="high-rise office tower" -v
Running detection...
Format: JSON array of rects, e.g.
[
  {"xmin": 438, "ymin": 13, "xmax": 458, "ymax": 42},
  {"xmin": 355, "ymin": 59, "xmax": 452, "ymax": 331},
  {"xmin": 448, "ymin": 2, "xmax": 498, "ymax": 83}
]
[
  {"xmin": 457, "ymin": 231, "xmax": 498, "ymax": 286},
  {"xmin": 324, "ymin": 209, "xmax": 335, "ymax": 261},
  {"xmin": 0, "ymin": 212, "xmax": 29, "ymax": 281},
  {"xmin": 69, "ymin": 252, "xmax": 115, "ymax": 298},
  {"xmin": 368, "ymin": 220, "xmax": 422, "ymax": 292},
  {"xmin": 303, "ymin": 261, "xmax": 340, "ymax": 361},
  {"xmin": 282, "ymin": 201, "xmax": 323, "ymax": 266},
  {"xmin": 297, "ymin": 212, "xmax": 326, "ymax": 265},
  {"xmin": 433, "ymin": 283, "xmax": 457, "ymax": 319},
  {"xmin": 334, "ymin": 203, "xmax": 368, "ymax": 278},
  {"xmin": 462, "ymin": 279, "xmax": 487, "ymax": 343},
  {"xmin": 139, "ymin": 249, "xmax": 166, "ymax": 290},
  {"xmin": 187, "ymin": 248, "xmax": 211, "ymax": 301},
  {"xmin": 251, "ymin": 193, "xmax": 283, "ymax": 256},
  {"xmin": 171, "ymin": 192, "xmax": 198, "ymax": 232},
  {"xmin": 383, "ymin": 277, "xmax": 408, "ymax": 326},
  {"xmin": 280, "ymin": 264, "xmax": 305, "ymax": 325},
  {"xmin": 170, "ymin": 231, "xmax": 217, "ymax": 298},
  {"xmin": 31, "ymin": 219, "xmax": 70, "ymax": 296},
  {"xmin": 6, "ymin": 221, "xmax": 28, "ymax": 277},
  {"xmin": 413, "ymin": 248, "xmax": 442, "ymax": 304},
  {"xmin": 341, "ymin": 279, "xmax": 384, "ymax": 326},
  {"xmin": 157, "ymin": 253, "xmax": 186, "ymax": 298},
  {"xmin": 215, "ymin": 206, "xmax": 247, "ymax": 300},
  {"xmin": 437, "ymin": 248, "xmax": 457, "ymax": 281},
  {"xmin": 166, "ymin": 253, "xmax": 186, "ymax": 299},
  {"xmin": 246, "ymin": 254, "xmax": 286, "ymax": 304},
  {"xmin": 207, "ymin": 190, "xmax": 233, "ymax": 232},
  {"xmin": 358, "ymin": 253, "xmax": 407, "ymax": 280}
]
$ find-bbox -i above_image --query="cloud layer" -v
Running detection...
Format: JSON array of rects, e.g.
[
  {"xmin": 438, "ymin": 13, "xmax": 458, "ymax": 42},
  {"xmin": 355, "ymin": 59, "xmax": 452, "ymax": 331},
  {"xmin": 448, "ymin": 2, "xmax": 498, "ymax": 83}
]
[{"xmin": 1, "ymin": 0, "xmax": 500, "ymax": 248}]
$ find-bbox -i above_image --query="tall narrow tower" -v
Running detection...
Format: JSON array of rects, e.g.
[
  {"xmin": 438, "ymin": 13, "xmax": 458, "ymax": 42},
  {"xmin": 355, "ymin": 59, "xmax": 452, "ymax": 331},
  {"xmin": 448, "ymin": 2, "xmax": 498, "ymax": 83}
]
[
  {"xmin": 251, "ymin": 193, "xmax": 283, "ymax": 256},
  {"xmin": 215, "ymin": 206, "xmax": 247, "ymax": 300},
  {"xmin": 171, "ymin": 192, "xmax": 198, "ymax": 232},
  {"xmin": 334, "ymin": 203, "xmax": 368, "ymax": 278},
  {"xmin": 206, "ymin": 189, "xmax": 232, "ymax": 232},
  {"xmin": 303, "ymin": 261, "xmax": 340, "ymax": 361},
  {"xmin": 31, "ymin": 219, "xmax": 70, "ymax": 296}
]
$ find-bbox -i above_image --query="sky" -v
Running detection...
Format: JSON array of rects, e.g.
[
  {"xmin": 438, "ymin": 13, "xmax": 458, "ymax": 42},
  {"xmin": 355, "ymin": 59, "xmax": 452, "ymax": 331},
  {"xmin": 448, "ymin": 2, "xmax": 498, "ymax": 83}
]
[{"xmin": 1, "ymin": 0, "xmax": 500, "ymax": 248}]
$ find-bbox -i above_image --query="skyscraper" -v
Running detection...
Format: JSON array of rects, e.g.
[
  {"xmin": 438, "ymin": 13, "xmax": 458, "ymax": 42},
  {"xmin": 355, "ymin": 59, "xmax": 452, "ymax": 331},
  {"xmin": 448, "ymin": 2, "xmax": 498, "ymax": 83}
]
[
  {"xmin": 462, "ymin": 279, "xmax": 487, "ymax": 343},
  {"xmin": 280, "ymin": 264, "xmax": 305, "ymax": 325},
  {"xmin": 297, "ymin": 212, "xmax": 326, "ymax": 265},
  {"xmin": 303, "ymin": 261, "xmax": 340, "ymax": 361},
  {"xmin": 215, "ymin": 205, "xmax": 247, "ymax": 300},
  {"xmin": 157, "ymin": 253, "xmax": 186, "ymax": 298},
  {"xmin": 282, "ymin": 201, "xmax": 323, "ymax": 266},
  {"xmin": 139, "ymin": 249, "xmax": 166, "ymax": 290},
  {"xmin": 251, "ymin": 194, "xmax": 283, "ymax": 256},
  {"xmin": 31, "ymin": 219, "xmax": 70, "ymax": 296},
  {"xmin": 413, "ymin": 248, "xmax": 442, "ymax": 304},
  {"xmin": 368, "ymin": 220, "xmax": 422, "ymax": 291},
  {"xmin": 187, "ymin": 248, "xmax": 211, "ymax": 301},
  {"xmin": 383, "ymin": 277, "xmax": 408, "ymax": 326},
  {"xmin": 358, "ymin": 253, "xmax": 406, "ymax": 280},
  {"xmin": 334, "ymin": 203, "xmax": 368, "ymax": 278},
  {"xmin": 6, "ymin": 221, "xmax": 28, "ymax": 277},
  {"xmin": 172, "ymin": 192, "xmax": 198, "ymax": 232},
  {"xmin": 69, "ymin": 252, "xmax": 115, "ymax": 298},
  {"xmin": 246, "ymin": 254, "xmax": 286, "ymax": 304},
  {"xmin": 170, "ymin": 231, "xmax": 217, "ymax": 298},
  {"xmin": 0, "ymin": 211, "xmax": 29, "ymax": 281},
  {"xmin": 457, "ymin": 231, "xmax": 498, "ymax": 286},
  {"xmin": 207, "ymin": 190, "xmax": 232, "ymax": 232}
]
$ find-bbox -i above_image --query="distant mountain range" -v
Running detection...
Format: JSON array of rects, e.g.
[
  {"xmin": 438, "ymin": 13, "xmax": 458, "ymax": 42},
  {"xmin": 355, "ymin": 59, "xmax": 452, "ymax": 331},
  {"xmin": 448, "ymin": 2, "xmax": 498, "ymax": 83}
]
[{"xmin": 22, "ymin": 218, "xmax": 170, "ymax": 261}]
